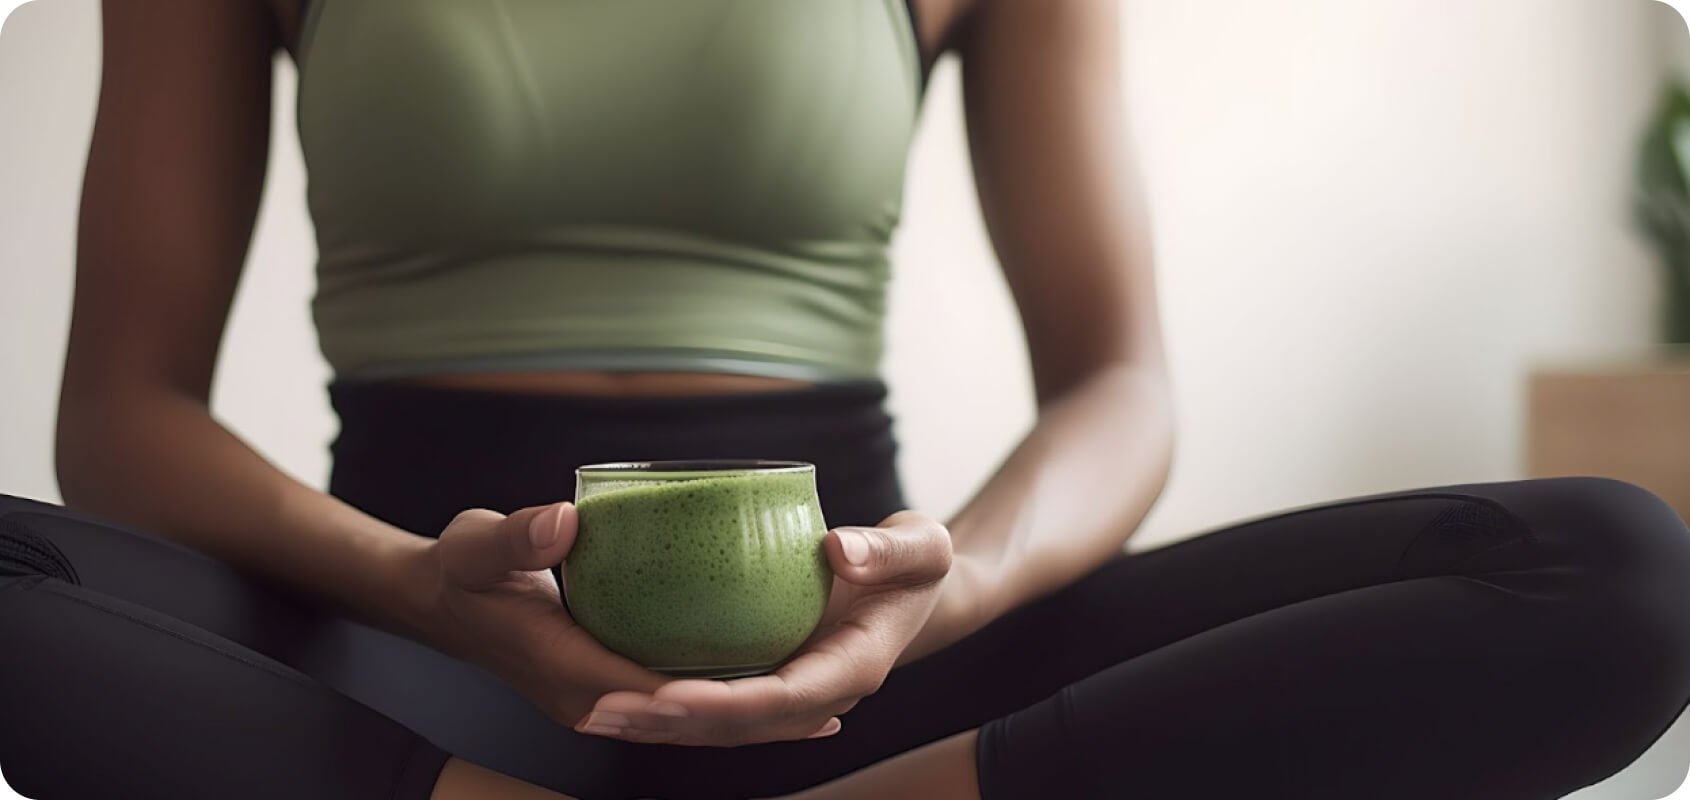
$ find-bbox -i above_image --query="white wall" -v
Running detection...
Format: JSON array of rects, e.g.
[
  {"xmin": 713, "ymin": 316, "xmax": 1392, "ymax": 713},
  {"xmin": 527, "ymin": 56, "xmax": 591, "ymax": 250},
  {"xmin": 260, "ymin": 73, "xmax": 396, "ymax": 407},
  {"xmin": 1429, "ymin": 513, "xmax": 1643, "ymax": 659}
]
[
  {"xmin": 2, "ymin": 1, "xmax": 1687, "ymax": 798},
  {"xmin": 1114, "ymin": 0, "xmax": 1668, "ymax": 545},
  {"xmin": 0, "ymin": 0, "xmax": 1673, "ymax": 539}
]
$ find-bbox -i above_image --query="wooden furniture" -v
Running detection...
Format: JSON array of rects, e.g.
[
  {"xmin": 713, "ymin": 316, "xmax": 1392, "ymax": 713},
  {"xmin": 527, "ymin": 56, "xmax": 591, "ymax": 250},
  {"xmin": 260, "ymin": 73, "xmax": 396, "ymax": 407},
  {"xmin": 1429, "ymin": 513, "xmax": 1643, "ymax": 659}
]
[{"xmin": 1527, "ymin": 349, "xmax": 1690, "ymax": 520}]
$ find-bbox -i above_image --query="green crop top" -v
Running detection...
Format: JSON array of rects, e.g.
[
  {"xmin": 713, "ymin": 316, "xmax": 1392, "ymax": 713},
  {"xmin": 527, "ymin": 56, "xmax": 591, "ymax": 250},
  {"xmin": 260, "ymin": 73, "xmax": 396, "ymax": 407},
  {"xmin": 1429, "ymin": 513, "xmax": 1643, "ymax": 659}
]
[{"xmin": 295, "ymin": 0, "xmax": 923, "ymax": 381}]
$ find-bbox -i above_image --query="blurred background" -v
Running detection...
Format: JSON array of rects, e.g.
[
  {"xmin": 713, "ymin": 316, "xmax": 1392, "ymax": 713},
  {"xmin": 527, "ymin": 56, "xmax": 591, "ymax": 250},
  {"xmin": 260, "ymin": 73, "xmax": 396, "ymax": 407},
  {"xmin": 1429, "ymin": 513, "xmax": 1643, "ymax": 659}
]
[{"xmin": 3, "ymin": 0, "xmax": 1690, "ymax": 797}]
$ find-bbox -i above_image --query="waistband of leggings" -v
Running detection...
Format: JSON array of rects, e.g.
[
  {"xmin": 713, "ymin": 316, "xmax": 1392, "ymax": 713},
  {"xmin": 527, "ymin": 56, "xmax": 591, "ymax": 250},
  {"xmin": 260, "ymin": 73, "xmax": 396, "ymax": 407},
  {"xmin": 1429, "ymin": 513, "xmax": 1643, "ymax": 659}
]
[{"xmin": 327, "ymin": 379, "xmax": 890, "ymax": 426}]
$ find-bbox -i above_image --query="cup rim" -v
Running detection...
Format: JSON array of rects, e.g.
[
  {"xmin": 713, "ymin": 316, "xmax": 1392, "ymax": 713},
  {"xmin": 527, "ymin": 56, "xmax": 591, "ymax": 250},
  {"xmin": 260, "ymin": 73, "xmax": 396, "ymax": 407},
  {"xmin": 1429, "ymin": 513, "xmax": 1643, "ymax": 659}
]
[{"xmin": 576, "ymin": 459, "xmax": 814, "ymax": 476}]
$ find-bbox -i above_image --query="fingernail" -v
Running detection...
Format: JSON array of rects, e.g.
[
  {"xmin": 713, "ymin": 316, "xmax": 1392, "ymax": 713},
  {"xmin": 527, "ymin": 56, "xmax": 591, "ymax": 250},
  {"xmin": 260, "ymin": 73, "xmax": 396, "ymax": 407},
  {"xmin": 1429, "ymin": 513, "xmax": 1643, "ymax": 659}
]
[
  {"xmin": 529, "ymin": 505, "xmax": 563, "ymax": 550},
  {"xmin": 835, "ymin": 528, "xmax": 870, "ymax": 566},
  {"xmin": 576, "ymin": 711, "xmax": 631, "ymax": 734},
  {"xmin": 644, "ymin": 701, "xmax": 689, "ymax": 718},
  {"xmin": 806, "ymin": 717, "xmax": 843, "ymax": 739}
]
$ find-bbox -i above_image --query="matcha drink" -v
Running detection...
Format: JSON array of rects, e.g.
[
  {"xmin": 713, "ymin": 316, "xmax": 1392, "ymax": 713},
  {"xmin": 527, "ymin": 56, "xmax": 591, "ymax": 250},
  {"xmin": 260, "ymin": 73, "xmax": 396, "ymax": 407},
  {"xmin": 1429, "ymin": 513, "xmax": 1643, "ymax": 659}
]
[{"xmin": 565, "ymin": 461, "xmax": 832, "ymax": 678}]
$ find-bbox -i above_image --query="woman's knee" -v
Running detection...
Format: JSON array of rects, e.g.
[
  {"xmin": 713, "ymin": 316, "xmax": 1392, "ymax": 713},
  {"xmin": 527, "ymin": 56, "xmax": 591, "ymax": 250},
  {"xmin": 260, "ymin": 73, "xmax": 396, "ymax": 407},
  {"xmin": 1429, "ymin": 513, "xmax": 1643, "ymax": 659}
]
[
  {"xmin": 1518, "ymin": 479, "xmax": 1690, "ymax": 708},
  {"xmin": 1491, "ymin": 477, "xmax": 1690, "ymax": 570}
]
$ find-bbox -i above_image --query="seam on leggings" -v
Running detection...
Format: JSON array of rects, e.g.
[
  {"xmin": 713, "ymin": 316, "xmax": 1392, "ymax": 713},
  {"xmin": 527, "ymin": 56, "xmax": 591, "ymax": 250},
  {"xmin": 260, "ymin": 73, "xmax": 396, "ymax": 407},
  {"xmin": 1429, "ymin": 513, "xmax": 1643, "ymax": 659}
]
[
  {"xmin": 1217, "ymin": 491, "xmax": 1545, "ymax": 581},
  {"xmin": 1447, "ymin": 573, "xmax": 1555, "ymax": 603},
  {"xmin": 1300, "ymin": 492, "xmax": 1538, "ymax": 546},
  {"xmin": 4, "ymin": 509, "xmax": 222, "ymax": 568},
  {"xmin": 1158, "ymin": 492, "xmax": 1541, "ymax": 558},
  {"xmin": 0, "ymin": 573, "xmax": 47, "ymax": 595},
  {"xmin": 389, "ymin": 738, "xmax": 451, "ymax": 800},
  {"xmin": 33, "ymin": 579, "xmax": 319, "ymax": 689},
  {"xmin": 0, "ymin": 519, "xmax": 80, "ymax": 584},
  {"xmin": 1387, "ymin": 499, "xmax": 1540, "ymax": 577},
  {"xmin": 388, "ymin": 738, "xmax": 418, "ymax": 800},
  {"xmin": 1138, "ymin": 492, "xmax": 1543, "ymax": 581}
]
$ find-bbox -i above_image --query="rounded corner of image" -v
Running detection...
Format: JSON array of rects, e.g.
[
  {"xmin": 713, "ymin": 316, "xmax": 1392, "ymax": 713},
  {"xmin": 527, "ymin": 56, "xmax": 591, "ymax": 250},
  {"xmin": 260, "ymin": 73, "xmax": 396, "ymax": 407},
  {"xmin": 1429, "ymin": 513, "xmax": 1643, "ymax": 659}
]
[{"xmin": 1657, "ymin": 0, "xmax": 1690, "ymax": 30}]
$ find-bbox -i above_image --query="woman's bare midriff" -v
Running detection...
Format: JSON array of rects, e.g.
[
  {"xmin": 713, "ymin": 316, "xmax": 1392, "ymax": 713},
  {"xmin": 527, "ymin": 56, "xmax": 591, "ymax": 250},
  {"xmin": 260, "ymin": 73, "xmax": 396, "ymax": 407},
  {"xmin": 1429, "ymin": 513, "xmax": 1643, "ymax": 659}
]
[{"xmin": 394, "ymin": 371, "xmax": 813, "ymax": 397}]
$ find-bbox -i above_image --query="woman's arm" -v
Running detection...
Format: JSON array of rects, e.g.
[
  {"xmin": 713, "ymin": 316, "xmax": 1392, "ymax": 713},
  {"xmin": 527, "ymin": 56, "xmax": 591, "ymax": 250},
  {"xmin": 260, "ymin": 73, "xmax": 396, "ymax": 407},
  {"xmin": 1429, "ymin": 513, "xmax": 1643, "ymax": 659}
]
[
  {"xmin": 60, "ymin": 3, "xmax": 671, "ymax": 729},
  {"xmin": 910, "ymin": 0, "xmax": 1174, "ymax": 656},
  {"xmin": 58, "ymin": 0, "xmax": 436, "ymax": 637}
]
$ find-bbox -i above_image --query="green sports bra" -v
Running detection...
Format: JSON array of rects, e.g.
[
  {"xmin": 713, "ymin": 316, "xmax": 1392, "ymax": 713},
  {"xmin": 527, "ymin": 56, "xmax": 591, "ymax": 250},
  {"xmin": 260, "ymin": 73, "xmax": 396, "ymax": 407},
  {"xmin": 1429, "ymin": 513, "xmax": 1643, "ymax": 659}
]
[{"xmin": 295, "ymin": 0, "xmax": 923, "ymax": 381}]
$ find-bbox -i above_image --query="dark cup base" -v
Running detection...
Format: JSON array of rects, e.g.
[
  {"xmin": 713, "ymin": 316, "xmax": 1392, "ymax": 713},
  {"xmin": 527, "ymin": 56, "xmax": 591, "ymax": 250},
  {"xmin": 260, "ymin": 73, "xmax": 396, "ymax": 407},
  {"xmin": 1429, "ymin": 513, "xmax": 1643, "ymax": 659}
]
[{"xmin": 652, "ymin": 662, "xmax": 781, "ymax": 680}]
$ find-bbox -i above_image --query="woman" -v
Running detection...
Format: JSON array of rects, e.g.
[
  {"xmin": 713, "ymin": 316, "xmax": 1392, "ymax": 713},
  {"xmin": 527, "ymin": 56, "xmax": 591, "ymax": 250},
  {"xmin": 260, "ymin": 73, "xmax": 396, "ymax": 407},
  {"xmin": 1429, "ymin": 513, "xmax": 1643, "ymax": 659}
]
[{"xmin": 2, "ymin": 0, "xmax": 1688, "ymax": 797}]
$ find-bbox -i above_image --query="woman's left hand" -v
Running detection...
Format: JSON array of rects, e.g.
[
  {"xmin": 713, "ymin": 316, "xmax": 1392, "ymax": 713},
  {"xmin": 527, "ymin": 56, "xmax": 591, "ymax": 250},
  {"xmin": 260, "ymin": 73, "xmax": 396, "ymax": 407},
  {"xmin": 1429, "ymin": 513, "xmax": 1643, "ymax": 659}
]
[{"xmin": 577, "ymin": 510, "xmax": 953, "ymax": 746}]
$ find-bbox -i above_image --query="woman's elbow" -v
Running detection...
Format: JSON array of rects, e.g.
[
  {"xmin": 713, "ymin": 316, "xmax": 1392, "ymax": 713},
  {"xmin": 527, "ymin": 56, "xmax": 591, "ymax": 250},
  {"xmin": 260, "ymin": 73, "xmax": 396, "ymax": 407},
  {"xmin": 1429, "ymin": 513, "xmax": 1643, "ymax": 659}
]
[
  {"xmin": 52, "ymin": 384, "xmax": 136, "ymax": 512},
  {"xmin": 54, "ymin": 401, "xmax": 105, "ymax": 510}
]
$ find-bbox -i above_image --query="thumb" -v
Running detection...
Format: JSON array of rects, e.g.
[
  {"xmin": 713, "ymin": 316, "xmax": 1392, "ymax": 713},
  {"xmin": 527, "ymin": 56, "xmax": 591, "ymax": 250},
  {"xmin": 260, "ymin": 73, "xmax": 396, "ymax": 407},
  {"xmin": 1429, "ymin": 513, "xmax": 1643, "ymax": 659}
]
[
  {"xmin": 437, "ymin": 503, "xmax": 578, "ymax": 587},
  {"xmin": 826, "ymin": 511, "xmax": 952, "ymax": 588}
]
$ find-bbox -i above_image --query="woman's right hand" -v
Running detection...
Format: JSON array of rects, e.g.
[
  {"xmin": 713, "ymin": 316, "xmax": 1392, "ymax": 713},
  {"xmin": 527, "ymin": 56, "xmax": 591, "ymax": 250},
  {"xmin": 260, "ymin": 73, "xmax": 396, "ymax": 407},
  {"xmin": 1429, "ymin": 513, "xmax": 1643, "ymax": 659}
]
[{"xmin": 418, "ymin": 503, "xmax": 672, "ymax": 727}]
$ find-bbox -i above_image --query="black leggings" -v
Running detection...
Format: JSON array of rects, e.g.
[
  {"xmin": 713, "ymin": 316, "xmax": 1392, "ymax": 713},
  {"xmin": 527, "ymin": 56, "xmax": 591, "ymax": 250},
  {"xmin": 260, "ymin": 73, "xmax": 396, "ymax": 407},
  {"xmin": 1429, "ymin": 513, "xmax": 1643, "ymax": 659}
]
[{"xmin": 3, "ymin": 382, "xmax": 1689, "ymax": 799}]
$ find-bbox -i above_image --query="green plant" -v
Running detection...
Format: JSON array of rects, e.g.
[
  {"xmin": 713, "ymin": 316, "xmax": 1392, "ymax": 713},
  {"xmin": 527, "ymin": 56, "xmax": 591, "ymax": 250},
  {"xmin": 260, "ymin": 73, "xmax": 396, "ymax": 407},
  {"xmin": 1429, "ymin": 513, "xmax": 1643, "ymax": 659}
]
[{"xmin": 1635, "ymin": 81, "xmax": 1690, "ymax": 345}]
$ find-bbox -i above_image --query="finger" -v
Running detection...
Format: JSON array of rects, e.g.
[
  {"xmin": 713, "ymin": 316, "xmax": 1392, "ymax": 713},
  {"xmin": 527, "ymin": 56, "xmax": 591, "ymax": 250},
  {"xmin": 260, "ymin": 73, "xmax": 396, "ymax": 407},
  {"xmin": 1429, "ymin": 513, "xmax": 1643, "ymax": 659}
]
[
  {"xmin": 575, "ymin": 692, "xmax": 694, "ymax": 744},
  {"xmin": 634, "ymin": 583, "xmax": 927, "ymax": 704},
  {"xmin": 526, "ymin": 628, "xmax": 672, "ymax": 724},
  {"xmin": 660, "ymin": 676, "xmax": 834, "ymax": 746},
  {"xmin": 762, "ymin": 605, "xmax": 904, "ymax": 701},
  {"xmin": 806, "ymin": 717, "xmax": 843, "ymax": 739},
  {"xmin": 551, "ymin": 627, "xmax": 672, "ymax": 694},
  {"xmin": 573, "ymin": 708, "xmax": 683, "ymax": 745},
  {"xmin": 438, "ymin": 503, "xmax": 578, "ymax": 586},
  {"xmin": 588, "ymin": 676, "xmax": 846, "ymax": 747},
  {"xmin": 590, "ymin": 620, "xmax": 894, "ymax": 747},
  {"xmin": 578, "ymin": 612, "xmax": 908, "ymax": 747},
  {"xmin": 826, "ymin": 512, "xmax": 952, "ymax": 587}
]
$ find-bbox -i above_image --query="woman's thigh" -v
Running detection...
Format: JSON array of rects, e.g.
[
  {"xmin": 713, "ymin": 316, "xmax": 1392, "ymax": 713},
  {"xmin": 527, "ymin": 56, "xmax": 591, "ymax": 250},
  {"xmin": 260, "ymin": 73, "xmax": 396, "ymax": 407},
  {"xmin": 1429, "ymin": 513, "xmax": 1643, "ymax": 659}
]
[
  {"xmin": 0, "ymin": 500, "xmax": 450, "ymax": 798},
  {"xmin": 843, "ymin": 477, "xmax": 1690, "ymax": 798},
  {"xmin": 866, "ymin": 480, "xmax": 1571, "ymax": 722}
]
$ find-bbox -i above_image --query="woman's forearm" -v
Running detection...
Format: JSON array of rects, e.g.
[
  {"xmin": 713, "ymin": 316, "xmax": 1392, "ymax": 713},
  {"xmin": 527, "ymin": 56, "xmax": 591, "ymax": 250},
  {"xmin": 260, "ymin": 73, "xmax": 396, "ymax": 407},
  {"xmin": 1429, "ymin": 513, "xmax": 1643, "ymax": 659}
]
[
  {"xmin": 56, "ymin": 385, "xmax": 436, "ymax": 639},
  {"xmin": 934, "ymin": 362, "xmax": 1174, "ymax": 641}
]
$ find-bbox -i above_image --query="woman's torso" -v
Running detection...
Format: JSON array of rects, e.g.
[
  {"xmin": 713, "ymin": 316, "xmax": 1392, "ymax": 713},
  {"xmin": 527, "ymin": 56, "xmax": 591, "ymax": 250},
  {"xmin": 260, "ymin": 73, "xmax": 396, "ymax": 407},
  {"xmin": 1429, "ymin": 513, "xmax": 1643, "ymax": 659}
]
[{"xmin": 289, "ymin": 0, "xmax": 925, "ymax": 392}]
